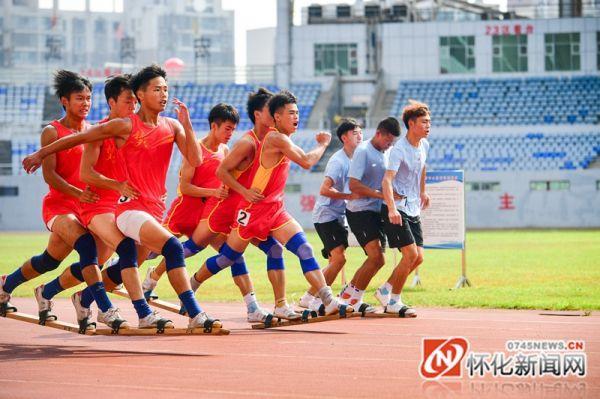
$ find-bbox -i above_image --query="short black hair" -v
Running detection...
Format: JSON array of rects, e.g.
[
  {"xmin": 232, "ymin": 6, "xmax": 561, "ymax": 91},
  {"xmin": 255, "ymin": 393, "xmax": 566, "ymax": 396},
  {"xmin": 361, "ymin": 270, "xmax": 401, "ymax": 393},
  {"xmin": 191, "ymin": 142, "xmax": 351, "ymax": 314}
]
[
  {"xmin": 208, "ymin": 103, "xmax": 240, "ymax": 126},
  {"xmin": 376, "ymin": 117, "xmax": 401, "ymax": 137},
  {"xmin": 128, "ymin": 64, "xmax": 167, "ymax": 100},
  {"xmin": 336, "ymin": 118, "xmax": 360, "ymax": 141},
  {"xmin": 104, "ymin": 74, "xmax": 131, "ymax": 104},
  {"xmin": 247, "ymin": 87, "xmax": 274, "ymax": 124},
  {"xmin": 268, "ymin": 90, "xmax": 297, "ymax": 118},
  {"xmin": 53, "ymin": 69, "xmax": 92, "ymax": 101}
]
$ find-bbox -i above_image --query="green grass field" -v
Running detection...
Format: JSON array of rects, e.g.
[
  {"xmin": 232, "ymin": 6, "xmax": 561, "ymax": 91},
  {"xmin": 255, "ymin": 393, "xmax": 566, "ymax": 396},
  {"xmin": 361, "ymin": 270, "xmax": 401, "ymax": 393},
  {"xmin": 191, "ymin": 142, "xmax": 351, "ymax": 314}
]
[{"xmin": 1, "ymin": 230, "xmax": 599, "ymax": 310}]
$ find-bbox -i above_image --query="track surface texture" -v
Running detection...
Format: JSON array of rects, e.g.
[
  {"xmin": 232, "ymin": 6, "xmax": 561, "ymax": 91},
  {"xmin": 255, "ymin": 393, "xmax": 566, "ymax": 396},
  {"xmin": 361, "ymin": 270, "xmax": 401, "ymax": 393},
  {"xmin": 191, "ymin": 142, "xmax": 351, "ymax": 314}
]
[{"xmin": 1, "ymin": 298, "xmax": 598, "ymax": 399}]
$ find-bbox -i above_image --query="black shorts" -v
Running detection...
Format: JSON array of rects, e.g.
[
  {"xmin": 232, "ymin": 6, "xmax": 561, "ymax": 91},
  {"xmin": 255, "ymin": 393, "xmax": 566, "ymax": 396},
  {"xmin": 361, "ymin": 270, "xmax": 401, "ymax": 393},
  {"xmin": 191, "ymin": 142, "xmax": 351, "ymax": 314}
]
[
  {"xmin": 346, "ymin": 209, "xmax": 386, "ymax": 250},
  {"xmin": 381, "ymin": 204, "xmax": 424, "ymax": 248},
  {"xmin": 314, "ymin": 219, "xmax": 348, "ymax": 259}
]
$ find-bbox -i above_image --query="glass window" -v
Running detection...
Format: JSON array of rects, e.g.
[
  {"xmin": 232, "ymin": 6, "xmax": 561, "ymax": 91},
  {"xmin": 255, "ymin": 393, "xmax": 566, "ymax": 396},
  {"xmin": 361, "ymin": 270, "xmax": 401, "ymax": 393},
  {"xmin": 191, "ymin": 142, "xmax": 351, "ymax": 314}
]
[
  {"xmin": 493, "ymin": 35, "xmax": 528, "ymax": 73},
  {"xmin": 597, "ymin": 32, "xmax": 600, "ymax": 71},
  {"xmin": 314, "ymin": 43, "xmax": 358, "ymax": 76},
  {"xmin": 530, "ymin": 180, "xmax": 570, "ymax": 191},
  {"xmin": 440, "ymin": 36, "xmax": 475, "ymax": 74},
  {"xmin": 13, "ymin": 33, "xmax": 37, "ymax": 47},
  {"xmin": 545, "ymin": 32, "xmax": 580, "ymax": 71},
  {"xmin": 465, "ymin": 181, "xmax": 500, "ymax": 191}
]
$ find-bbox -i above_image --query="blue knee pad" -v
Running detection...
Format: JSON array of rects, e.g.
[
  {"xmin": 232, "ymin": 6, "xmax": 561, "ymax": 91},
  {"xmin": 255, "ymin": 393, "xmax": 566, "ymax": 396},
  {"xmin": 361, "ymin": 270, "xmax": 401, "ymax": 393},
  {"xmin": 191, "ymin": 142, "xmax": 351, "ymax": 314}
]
[
  {"xmin": 285, "ymin": 232, "xmax": 320, "ymax": 274},
  {"xmin": 69, "ymin": 262, "xmax": 83, "ymax": 282},
  {"xmin": 116, "ymin": 238, "xmax": 138, "ymax": 270},
  {"xmin": 105, "ymin": 262, "xmax": 123, "ymax": 285},
  {"xmin": 73, "ymin": 233, "xmax": 98, "ymax": 267},
  {"xmin": 161, "ymin": 236, "xmax": 185, "ymax": 271},
  {"xmin": 30, "ymin": 250, "xmax": 62, "ymax": 274},
  {"xmin": 206, "ymin": 243, "xmax": 243, "ymax": 275},
  {"xmin": 258, "ymin": 236, "xmax": 285, "ymax": 271},
  {"xmin": 230, "ymin": 256, "xmax": 249, "ymax": 277}
]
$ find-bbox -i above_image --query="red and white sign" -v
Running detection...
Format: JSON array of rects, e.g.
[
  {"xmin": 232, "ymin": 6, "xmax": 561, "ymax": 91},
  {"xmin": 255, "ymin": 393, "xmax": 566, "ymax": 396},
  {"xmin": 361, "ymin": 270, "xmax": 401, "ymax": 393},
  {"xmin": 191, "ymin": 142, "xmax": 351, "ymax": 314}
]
[
  {"xmin": 420, "ymin": 337, "xmax": 470, "ymax": 379},
  {"xmin": 485, "ymin": 24, "xmax": 533, "ymax": 36}
]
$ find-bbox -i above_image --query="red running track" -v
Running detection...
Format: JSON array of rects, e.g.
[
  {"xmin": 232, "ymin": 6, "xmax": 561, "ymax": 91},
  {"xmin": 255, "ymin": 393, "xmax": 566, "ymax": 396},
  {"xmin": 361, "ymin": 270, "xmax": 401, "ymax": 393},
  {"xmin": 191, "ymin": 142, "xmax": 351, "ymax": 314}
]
[{"xmin": 0, "ymin": 298, "xmax": 598, "ymax": 399}]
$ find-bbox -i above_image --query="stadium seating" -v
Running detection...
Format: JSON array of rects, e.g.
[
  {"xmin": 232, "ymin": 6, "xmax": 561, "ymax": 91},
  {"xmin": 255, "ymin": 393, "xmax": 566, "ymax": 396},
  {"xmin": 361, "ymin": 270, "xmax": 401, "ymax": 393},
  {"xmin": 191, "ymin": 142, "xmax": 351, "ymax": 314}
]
[
  {"xmin": 391, "ymin": 76, "xmax": 600, "ymax": 127},
  {"xmin": 426, "ymin": 131, "xmax": 600, "ymax": 171},
  {"xmin": 89, "ymin": 82, "xmax": 321, "ymax": 132},
  {"xmin": 11, "ymin": 130, "xmax": 599, "ymax": 175},
  {"xmin": 0, "ymin": 84, "xmax": 46, "ymax": 125}
]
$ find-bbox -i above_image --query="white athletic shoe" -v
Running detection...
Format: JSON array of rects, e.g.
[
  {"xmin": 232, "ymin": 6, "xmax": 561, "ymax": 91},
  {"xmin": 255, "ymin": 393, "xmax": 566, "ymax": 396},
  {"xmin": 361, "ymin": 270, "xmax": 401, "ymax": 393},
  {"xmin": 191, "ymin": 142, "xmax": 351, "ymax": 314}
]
[
  {"xmin": 298, "ymin": 292, "xmax": 316, "ymax": 309},
  {"xmin": 385, "ymin": 301, "xmax": 417, "ymax": 317},
  {"xmin": 273, "ymin": 304, "xmax": 301, "ymax": 320},
  {"xmin": 375, "ymin": 287, "xmax": 391, "ymax": 307},
  {"xmin": 323, "ymin": 297, "xmax": 354, "ymax": 316},
  {"xmin": 34, "ymin": 285, "xmax": 57, "ymax": 322},
  {"xmin": 139, "ymin": 310, "xmax": 174, "ymax": 329},
  {"xmin": 71, "ymin": 291, "xmax": 92, "ymax": 322},
  {"xmin": 97, "ymin": 307, "xmax": 130, "ymax": 330},
  {"xmin": 308, "ymin": 297, "xmax": 323, "ymax": 312},
  {"xmin": 188, "ymin": 311, "xmax": 221, "ymax": 331},
  {"xmin": 0, "ymin": 275, "xmax": 16, "ymax": 314},
  {"xmin": 247, "ymin": 308, "xmax": 272, "ymax": 323},
  {"xmin": 142, "ymin": 267, "xmax": 158, "ymax": 299}
]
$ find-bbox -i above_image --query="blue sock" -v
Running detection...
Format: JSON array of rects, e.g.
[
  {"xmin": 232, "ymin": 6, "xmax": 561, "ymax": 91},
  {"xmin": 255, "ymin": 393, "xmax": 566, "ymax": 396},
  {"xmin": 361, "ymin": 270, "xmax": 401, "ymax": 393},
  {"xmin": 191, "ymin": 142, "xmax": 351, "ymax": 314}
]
[
  {"xmin": 178, "ymin": 290, "xmax": 202, "ymax": 318},
  {"xmin": 89, "ymin": 282, "xmax": 112, "ymax": 312},
  {"xmin": 3, "ymin": 268, "xmax": 26, "ymax": 294},
  {"xmin": 80, "ymin": 287, "xmax": 95, "ymax": 308},
  {"xmin": 41, "ymin": 278, "xmax": 63, "ymax": 300},
  {"xmin": 132, "ymin": 298, "xmax": 152, "ymax": 319}
]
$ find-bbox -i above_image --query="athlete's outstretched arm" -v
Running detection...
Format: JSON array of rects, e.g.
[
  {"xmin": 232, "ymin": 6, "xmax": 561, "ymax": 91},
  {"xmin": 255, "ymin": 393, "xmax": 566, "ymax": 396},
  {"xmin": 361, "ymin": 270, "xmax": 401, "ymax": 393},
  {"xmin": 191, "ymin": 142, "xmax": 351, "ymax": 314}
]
[
  {"xmin": 270, "ymin": 131, "xmax": 331, "ymax": 169},
  {"xmin": 80, "ymin": 141, "xmax": 139, "ymax": 199},
  {"xmin": 216, "ymin": 137, "xmax": 264, "ymax": 203},
  {"xmin": 40, "ymin": 125, "xmax": 98, "ymax": 204},
  {"xmin": 22, "ymin": 119, "xmax": 131, "ymax": 173},
  {"xmin": 172, "ymin": 99, "xmax": 201, "ymax": 167},
  {"xmin": 382, "ymin": 170, "xmax": 402, "ymax": 225}
]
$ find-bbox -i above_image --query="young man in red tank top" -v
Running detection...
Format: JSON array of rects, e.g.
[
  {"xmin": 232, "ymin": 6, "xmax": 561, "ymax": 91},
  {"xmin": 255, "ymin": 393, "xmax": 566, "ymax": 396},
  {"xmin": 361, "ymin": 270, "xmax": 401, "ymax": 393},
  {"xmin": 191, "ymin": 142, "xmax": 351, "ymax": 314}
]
[
  {"xmin": 1, "ymin": 71, "xmax": 127, "ymax": 329},
  {"xmin": 192, "ymin": 90, "xmax": 353, "ymax": 316},
  {"xmin": 143, "ymin": 92, "xmax": 296, "ymax": 322},
  {"xmin": 33, "ymin": 75, "xmax": 173, "ymax": 331},
  {"xmin": 22, "ymin": 65, "xmax": 221, "ymax": 331}
]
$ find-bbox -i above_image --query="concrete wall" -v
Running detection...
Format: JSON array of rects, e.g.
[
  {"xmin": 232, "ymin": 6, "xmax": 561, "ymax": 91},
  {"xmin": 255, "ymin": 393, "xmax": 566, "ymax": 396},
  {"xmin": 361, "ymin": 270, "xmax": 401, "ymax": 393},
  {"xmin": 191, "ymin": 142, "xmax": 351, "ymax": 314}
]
[{"xmin": 2, "ymin": 168, "xmax": 598, "ymax": 231}]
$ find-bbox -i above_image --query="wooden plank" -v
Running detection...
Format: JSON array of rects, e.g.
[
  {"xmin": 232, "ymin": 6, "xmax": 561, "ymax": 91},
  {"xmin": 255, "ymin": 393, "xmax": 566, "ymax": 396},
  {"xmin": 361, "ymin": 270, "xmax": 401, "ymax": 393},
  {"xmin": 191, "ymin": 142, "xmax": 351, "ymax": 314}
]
[
  {"xmin": 3, "ymin": 311, "xmax": 93, "ymax": 335},
  {"xmin": 2, "ymin": 311, "xmax": 229, "ymax": 336},
  {"xmin": 252, "ymin": 310, "xmax": 359, "ymax": 329},
  {"xmin": 111, "ymin": 289, "xmax": 183, "ymax": 314}
]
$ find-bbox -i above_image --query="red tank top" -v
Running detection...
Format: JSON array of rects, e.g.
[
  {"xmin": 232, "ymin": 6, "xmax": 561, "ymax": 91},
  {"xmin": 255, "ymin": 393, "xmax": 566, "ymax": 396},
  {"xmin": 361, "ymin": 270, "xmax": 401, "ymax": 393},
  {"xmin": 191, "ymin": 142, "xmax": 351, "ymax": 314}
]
[
  {"xmin": 116, "ymin": 113, "xmax": 175, "ymax": 220},
  {"xmin": 88, "ymin": 118, "xmax": 125, "ymax": 204},
  {"xmin": 245, "ymin": 129, "xmax": 290, "ymax": 204},
  {"xmin": 172, "ymin": 139, "xmax": 226, "ymax": 209},
  {"xmin": 226, "ymin": 130, "xmax": 260, "ymax": 202},
  {"xmin": 45, "ymin": 120, "xmax": 87, "ymax": 200}
]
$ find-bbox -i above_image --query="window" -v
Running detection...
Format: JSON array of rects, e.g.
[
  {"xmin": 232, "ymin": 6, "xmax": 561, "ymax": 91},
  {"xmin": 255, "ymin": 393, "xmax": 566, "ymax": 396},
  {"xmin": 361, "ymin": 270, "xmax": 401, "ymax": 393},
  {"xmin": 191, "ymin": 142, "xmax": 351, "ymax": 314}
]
[
  {"xmin": 597, "ymin": 32, "xmax": 600, "ymax": 70},
  {"xmin": 314, "ymin": 43, "xmax": 358, "ymax": 76},
  {"xmin": 465, "ymin": 182, "xmax": 500, "ymax": 192},
  {"xmin": 13, "ymin": 33, "xmax": 37, "ymax": 47},
  {"xmin": 545, "ymin": 33, "xmax": 580, "ymax": 71},
  {"xmin": 493, "ymin": 34, "xmax": 527, "ymax": 72},
  {"xmin": 440, "ymin": 36, "xmax": 475, "ymax": 74},
  {"xmin": 95, "ymin": 19, "xmax": 106, "ymax": 34},
  {"xmin": 597, "ymin": 180, "xmax": 600, "ymax": 191},
  {"xmin": 0, "ymin": 187, "xmax": 18, "ymax": 195},
  {"xmin": 530, "ymin": 180, "xmax": 570, "ymax": 191}
]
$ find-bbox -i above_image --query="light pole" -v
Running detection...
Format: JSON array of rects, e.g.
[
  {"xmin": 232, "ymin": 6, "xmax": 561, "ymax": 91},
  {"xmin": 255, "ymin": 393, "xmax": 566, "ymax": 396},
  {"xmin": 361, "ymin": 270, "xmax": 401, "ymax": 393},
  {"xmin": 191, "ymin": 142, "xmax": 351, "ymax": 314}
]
[{"xmin": 194, "ymin": 35, "xmax": 211, "ymax": 83}]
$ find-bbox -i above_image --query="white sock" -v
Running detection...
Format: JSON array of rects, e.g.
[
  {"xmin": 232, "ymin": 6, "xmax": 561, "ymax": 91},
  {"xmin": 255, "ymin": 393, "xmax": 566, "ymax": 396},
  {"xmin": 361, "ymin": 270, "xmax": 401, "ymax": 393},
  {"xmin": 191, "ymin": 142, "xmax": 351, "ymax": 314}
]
[
  {"xmin": 318, "ymin": 286, "xmax": 334, "ymax": 306},
  {"xmin": 352, "ymin": 287, "xmax": 364, "ymax": 303},
  {"xmin": 379, "ymin": 282, "xmax": 392, "ymax": 295},
  {"xmin": 244, "ymin": 292, "xmax": 258, "ymax": 313},
  {"xmin": 190, "ymin": 274, "xmax": 201, "ymax": 292},
  {"xmin": 389, "ymin": 293, "xmax": 400, "ymax": 305}
]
